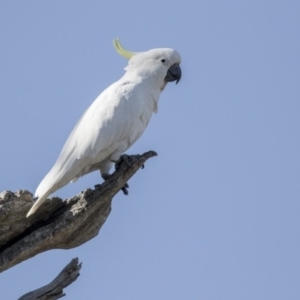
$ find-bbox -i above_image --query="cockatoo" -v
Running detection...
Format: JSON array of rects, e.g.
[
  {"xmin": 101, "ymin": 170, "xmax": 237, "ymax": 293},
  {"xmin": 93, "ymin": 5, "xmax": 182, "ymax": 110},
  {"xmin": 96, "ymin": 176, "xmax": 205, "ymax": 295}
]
[{"xmin": 26, "ymin": 39, "xmax": 182, "ymax": 217}]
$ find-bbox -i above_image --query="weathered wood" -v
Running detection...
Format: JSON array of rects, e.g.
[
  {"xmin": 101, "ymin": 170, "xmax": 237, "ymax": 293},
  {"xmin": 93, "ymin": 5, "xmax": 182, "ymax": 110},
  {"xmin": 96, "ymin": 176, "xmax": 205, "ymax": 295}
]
[
  {"xmin": 18, "ymin": 257, "xmax": 81, "ymax": 300},
  {"xmin": 0, "ymin": 151, "xmax": 157, "ymax": 272}
]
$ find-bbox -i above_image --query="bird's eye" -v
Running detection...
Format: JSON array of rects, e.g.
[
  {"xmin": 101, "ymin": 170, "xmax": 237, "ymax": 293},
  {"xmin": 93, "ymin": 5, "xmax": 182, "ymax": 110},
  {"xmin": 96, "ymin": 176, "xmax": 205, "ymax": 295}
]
[{"xmin": 161, "ymin": 59, "xmax": 166, "ymax": 63}]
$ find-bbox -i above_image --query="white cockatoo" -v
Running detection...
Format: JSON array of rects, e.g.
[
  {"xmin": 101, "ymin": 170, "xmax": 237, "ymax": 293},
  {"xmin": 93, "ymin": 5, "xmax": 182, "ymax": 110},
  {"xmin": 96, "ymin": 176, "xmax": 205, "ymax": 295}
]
[{"xmin": 26, "ymin": 39, "xmax": 182, "ymax": 217}]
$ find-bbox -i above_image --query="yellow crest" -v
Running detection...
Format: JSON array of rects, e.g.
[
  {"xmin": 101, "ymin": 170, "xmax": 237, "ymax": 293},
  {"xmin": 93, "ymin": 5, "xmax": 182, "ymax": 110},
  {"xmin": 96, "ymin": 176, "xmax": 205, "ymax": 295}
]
[{"xmin": 113, "ymin": 38, "xmax": 136, "ymax": 60}]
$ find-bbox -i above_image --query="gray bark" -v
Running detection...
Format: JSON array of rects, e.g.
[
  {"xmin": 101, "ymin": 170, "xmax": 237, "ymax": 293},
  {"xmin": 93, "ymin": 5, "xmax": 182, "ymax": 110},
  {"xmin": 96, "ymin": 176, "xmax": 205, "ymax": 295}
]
[
  {"xmin": 0, "ymin": 151, "xmax": 157, "ymax": 274},
  {"xmin": 18, "ymin": 258, "xmax": 81, "ymax": 300}
]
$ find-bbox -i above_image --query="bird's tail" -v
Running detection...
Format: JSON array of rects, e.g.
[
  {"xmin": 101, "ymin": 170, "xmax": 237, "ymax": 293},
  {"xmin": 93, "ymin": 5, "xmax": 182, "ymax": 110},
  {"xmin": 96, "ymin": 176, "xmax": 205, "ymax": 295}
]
[{"xmin": 26, "ymin": 193, "xmax": 49, "ymax": 217}]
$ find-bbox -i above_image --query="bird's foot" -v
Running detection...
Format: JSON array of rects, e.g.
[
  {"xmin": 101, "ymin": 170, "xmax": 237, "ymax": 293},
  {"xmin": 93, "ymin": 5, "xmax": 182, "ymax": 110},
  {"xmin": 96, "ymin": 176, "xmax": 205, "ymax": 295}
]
[
  {"xmin": 114, "ymin": 154, "xmax": 133, "ymax": 171},
  {"xmin": 121, "ymin": 183, "xmax": 129, "ymax": 195},
  {"xmin": 100, "ymin": 171, "xmax": 129, "ymax": 195},
  {"xmin": 94, "ymin": 173, "xmax": 111, "ymax": 189},
  {"xmin": 101, "ymin": 173, "xmax": 111, "ymax": 180},
  {"xmin": 113, "ymin": 155, "xmax": 132, "ymax": 195}
]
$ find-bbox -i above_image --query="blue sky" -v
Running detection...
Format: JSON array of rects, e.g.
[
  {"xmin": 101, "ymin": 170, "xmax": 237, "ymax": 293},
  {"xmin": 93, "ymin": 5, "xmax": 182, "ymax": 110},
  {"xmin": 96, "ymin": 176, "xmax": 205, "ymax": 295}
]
[{"xmin": 1, "ymin": 1, "xmax": 300, "ymax": 299}]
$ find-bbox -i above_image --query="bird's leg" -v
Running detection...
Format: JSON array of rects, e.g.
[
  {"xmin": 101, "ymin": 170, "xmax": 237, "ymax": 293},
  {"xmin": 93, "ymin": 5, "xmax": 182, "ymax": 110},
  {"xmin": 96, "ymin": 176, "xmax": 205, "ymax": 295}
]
[{"xmin": 112, "ymin": 154, "xmax": 133, "ymax": 195}]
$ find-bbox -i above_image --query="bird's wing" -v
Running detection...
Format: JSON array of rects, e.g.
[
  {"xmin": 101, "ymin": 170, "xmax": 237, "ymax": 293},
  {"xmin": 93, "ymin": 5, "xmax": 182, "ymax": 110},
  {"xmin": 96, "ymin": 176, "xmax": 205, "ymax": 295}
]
[{"xmin": 35, "ymin": 81, "xmax": 147, "ymax": 202}]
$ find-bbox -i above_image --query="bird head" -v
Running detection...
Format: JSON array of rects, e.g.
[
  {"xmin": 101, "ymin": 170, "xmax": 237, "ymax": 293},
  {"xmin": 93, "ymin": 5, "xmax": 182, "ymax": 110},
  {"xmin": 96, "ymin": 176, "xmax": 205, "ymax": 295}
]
[{"xmin": 113, "ymin": 39, "xmax": 181, "ymax": 90}]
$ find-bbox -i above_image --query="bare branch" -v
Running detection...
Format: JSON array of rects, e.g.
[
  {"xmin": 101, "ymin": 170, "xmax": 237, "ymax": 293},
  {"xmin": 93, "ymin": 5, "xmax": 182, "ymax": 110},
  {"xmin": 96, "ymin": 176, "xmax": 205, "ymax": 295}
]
[
  {"xmin": 0, "ymin": 151, "xmax": 157, "ymax": 273},
  {"xmin": 18, "ymin": 257, "xmax": 81, "ymax": 300}
]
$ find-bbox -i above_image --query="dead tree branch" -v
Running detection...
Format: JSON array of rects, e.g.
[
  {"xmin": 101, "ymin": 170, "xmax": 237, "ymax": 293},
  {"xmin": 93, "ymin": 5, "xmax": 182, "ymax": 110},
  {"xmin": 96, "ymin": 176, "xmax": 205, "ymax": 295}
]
[
  {"xmin": 0, "ymin": 151, "xmax": 157, "ymax": 273},
  {"xmin": 18, "ymin": 257, "xmax": 81, "ymax": 300}
]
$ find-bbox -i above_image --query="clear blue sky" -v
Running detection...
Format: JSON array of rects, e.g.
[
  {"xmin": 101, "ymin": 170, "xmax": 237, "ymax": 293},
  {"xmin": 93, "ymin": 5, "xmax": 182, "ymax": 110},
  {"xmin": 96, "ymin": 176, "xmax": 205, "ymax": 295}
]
[{"xmin": 1, "ymin": 1, "xmax": 300, "ymax": 299}]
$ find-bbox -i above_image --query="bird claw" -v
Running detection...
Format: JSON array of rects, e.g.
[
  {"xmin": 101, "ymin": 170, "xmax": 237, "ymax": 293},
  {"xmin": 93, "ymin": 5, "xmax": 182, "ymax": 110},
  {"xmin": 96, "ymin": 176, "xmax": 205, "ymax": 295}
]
[
  {"xmin": 115, "ymin": 154, "xmax": 132, "ymax": 171},
  {"xmin": 121, "ymin": 182, "xmax": 129, "ymax": 195},
  {"xmin": 101, "ymin": 173, "xmax": 111, "ymax": 180},
  {"xmin": 109, "ymin": 155, "xmax": 133, "ymax": 195},
  {"xmin": 99, "ymin": 172, "xmax": 129, "ymax": 195},
  {"xmin": 121, "ymin": 185, "xmax": 129, "ymax": 195}
]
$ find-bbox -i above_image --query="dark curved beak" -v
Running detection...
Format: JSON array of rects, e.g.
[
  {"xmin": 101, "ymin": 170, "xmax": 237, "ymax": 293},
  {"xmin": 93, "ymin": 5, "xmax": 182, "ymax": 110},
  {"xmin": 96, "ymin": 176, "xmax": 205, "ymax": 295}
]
[{"xmin": 165, "ymin": 63, "xmax": 182, "ymax": 84}]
